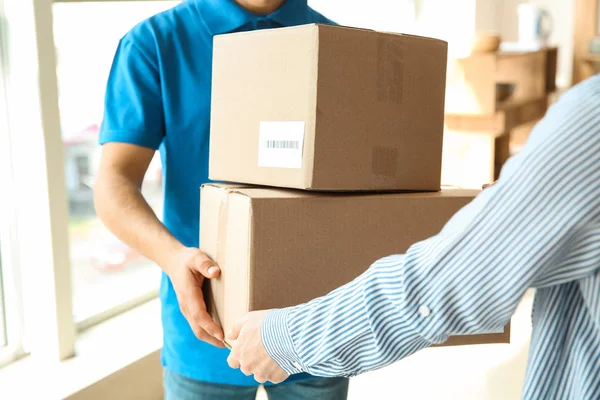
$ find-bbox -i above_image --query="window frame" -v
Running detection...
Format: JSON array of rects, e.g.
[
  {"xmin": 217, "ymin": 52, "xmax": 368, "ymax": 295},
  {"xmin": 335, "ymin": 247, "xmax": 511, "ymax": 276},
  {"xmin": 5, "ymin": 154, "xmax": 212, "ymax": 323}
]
[
  {"xmin": 1, "ymin": 0, "xmax": 77, "ymax": 364},
  {"xmin": 0, "ymin": 269, "xmax": 5, "ymax": 349},
  {"xmin": 0, "ymin": 0, "xmax": 25, "ymax": 367}
]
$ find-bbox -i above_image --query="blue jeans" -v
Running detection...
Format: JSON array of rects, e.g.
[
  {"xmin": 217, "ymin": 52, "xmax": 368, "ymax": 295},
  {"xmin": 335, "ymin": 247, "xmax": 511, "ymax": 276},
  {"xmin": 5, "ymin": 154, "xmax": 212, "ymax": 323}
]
[{"xmin": 164, "ymin": 369, "xmax": 349, "ymax": 400}]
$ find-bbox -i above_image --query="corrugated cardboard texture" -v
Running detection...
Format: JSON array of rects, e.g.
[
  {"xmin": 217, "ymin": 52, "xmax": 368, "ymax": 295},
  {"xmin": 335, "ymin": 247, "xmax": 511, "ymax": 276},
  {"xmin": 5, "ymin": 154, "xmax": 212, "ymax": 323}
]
[
  {"xmin": 209, "ymin": 24, "xmax": 448, "ymax": 191},
  {"xmin": 200, "ymin": 184, "xmax": 510, "ymax": 347}
]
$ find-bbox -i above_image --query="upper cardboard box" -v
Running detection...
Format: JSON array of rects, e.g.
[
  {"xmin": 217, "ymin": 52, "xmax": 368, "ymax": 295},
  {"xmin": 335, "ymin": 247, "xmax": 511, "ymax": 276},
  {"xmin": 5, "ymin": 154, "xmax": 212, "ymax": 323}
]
[{"xmin": 209, "ymin": 24, "xmax": 448, "ymax": 191}]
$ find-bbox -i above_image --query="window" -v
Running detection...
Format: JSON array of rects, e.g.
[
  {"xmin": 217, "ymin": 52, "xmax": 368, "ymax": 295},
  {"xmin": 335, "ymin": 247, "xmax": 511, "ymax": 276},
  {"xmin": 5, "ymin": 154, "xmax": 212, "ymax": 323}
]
[
  {"xmin": 52, "ymin": 1, "xmax": 179, "ymax": 326},
  {"xmin": 1, "ymin": 0, "xmax": 183, "ymax": 368}
]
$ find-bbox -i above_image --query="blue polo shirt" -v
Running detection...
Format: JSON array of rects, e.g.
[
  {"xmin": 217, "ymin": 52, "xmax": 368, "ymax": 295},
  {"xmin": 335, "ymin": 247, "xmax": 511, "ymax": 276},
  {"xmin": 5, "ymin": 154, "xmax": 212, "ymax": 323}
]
[{"xmin": 99, "ymin": 0, "xmax": 334, "ymax": 386}]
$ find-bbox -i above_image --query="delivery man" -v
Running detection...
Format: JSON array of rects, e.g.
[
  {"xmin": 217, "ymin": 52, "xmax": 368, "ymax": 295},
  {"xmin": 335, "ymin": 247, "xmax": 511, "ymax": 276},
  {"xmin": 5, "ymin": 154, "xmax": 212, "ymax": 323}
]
[
  {"xmin": 225, "ymin": 75, "xmax": 600, "ymax": 400},
  {"xmin": 93, "ymin": 0, "xmax": 349, "ymax": 398}
]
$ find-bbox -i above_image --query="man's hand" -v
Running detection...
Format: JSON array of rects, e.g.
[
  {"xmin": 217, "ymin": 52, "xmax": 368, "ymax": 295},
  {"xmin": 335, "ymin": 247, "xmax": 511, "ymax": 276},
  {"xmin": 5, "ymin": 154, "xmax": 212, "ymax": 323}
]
[
  {"xmin": 167, "ymin": 247, "xmax": 225, "ymax": 348},
  {"xmin": 95, "ymin": 144, "xmax": 223, "ymax": 348},
  {"xmin": 226, "ymin": 311, "xmax": 289, "ymax": 384}
]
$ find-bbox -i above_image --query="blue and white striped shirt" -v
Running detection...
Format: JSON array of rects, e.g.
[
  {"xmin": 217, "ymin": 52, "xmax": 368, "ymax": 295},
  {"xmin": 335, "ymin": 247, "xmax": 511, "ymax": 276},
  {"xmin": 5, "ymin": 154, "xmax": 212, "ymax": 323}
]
[{"xmin": 261, "ymin": 75, "xmax": 600, "ymax": 399}]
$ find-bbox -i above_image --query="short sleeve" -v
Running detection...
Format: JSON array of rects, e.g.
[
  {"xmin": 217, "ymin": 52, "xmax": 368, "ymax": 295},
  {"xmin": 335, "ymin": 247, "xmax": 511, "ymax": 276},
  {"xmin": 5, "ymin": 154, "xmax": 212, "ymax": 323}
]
[{"xmin": 99, "ymin": 35, "xmax": 165, "ymax": 150}]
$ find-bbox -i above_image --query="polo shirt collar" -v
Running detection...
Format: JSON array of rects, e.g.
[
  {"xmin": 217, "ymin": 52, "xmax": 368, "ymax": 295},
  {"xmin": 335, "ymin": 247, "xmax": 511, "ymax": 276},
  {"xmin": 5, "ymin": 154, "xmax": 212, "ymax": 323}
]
[
  {"xmin": 269, "ymin": 0, "xmax": 310, "ymax": 27},
  {"xmin": 199, "ymin": 0, "xmax": 309, "ymax": 35}
]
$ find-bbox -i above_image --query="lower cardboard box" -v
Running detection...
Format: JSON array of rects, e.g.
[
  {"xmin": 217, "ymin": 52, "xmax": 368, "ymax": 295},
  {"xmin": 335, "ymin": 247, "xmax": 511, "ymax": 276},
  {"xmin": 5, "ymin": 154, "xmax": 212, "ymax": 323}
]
[{"xmin": 200, "ymin": 184, "xmax": 510, "ymax": 347}]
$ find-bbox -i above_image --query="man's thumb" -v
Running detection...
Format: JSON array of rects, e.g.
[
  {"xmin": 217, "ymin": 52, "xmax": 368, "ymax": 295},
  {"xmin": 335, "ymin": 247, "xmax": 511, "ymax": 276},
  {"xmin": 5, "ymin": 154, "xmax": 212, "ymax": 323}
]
[{"xmin": 194, "ymin": 252, "xmax": 221, "ymax": 278}]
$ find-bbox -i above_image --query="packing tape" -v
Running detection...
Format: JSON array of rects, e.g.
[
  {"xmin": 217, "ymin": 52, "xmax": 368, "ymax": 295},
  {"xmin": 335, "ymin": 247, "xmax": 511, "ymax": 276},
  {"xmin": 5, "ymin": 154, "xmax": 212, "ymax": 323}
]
[
  {"xmin": 377, "ymin": 36, "xmax": 404, "ymax": 104},
  {"xmin": 372, "ymin": 146, "xmax": 399, "ymax": 177},
  {"xmin": 216, "ymin": 194, "xmax": 229, "ymax": 276},
  {"xmin": 203, "ymin": 194, "xmax": 230, "ymax": 331}
]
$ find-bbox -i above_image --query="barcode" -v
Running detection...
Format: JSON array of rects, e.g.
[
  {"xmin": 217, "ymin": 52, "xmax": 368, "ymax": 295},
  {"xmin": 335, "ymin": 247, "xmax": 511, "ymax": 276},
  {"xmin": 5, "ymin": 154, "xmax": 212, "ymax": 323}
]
[
  {"xmin": 258, "ymin": 121, "xmax": 305, "ymax": 168},
  {"xmin": 265, "ymin": 140, "xmax": 300, "ymax": 150}
]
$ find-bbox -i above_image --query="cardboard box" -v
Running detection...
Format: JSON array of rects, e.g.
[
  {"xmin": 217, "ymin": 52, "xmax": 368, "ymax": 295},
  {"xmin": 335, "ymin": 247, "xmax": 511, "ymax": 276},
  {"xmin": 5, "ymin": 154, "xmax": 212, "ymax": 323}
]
[
  {"xmin": 445, "ymin": 48, "xmax": 555, "ymax": 116},
  {"xmin": 200, "ymin": 184, "xmax": 510, "ymax": 347},
  {"xmin": 209, "ymin": 24, "xmax": 448, "ymax": 191}
]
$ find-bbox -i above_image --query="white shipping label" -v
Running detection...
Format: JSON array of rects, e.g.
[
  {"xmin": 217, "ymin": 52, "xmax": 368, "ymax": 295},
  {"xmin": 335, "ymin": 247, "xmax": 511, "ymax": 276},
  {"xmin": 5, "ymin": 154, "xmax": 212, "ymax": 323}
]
[{"xmin": 258, "ymin": 121, "xmax": 305, "ymax": 169}]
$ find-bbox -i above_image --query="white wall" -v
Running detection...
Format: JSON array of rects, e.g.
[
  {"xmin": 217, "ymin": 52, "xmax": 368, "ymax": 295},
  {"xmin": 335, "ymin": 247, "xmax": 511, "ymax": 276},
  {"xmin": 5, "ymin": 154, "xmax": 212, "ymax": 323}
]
[
  {"xmin": 417, "ymin": 0, "xmax": 574, "ymax": 88},
  {"xmin": 418, "ymin": 0, "xmax": 574, "ymax": 85},
  {"xmin": 309, "ymin": 0, "xmax": 480, "ymax": 57},
  {"xmin": 414, "ymin": 0, "xmax": 478, "ymax": 57},
  {"xmin": 475, "ymin": 0, "xmax": 502, "ymax": 33},
  {"xmin": 307, "ymin": 0, "xmax": 417, "ymax": 32}
]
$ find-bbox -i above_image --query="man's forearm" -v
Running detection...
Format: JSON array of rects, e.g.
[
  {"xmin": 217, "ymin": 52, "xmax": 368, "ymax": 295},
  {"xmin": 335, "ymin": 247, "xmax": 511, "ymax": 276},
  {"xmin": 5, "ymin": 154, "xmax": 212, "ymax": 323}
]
[
  {"xmin": 262, "ymin": 255, "xmax": 433, "ymax": 378},
  {"xmin": 261, "ymin": 88, "xmax": 600, "ymax": 377},
  {"xmin": 94, "ymin": 173, "xmax": 183, "ymax": 273}
]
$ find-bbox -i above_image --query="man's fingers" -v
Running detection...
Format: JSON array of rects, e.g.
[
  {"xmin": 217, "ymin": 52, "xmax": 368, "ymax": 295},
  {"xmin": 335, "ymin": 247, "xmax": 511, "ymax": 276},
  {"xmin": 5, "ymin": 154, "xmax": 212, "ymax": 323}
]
[
  {"xmin": 195, "ymin": 310, "xmax": 224, "ymax": 341},
  {"xmin": 193, "ymin": 327, "xmax": 226, "ymax": 348},
  {"xmin": 188, "ymin": 289, "xmax": 224, "ymax": 340},
  {"xmin": 227, "ymin": 353, "xmax": 241, "ymax": 369},
  {"xmin": 254, "ymin": 375, "xmax": 267, "ymax": 384},
  {"xmin": 198, "ymin": 313, "xmax": 224, "ymax": 341},
  {"xmin": 192, "ymin": 252, "xmax": 221, "ymax": 279},
  {"xmin": 226, "ymin": 314, "xmax": 248, "ymax": 341}
]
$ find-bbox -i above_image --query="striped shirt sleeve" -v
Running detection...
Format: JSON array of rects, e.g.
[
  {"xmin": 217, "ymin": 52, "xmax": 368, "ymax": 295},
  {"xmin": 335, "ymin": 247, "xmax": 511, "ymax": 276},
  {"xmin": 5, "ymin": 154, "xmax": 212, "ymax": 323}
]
[{"xmin": 261, "ymin": 77, "xmax": 600, "ymax": 378}]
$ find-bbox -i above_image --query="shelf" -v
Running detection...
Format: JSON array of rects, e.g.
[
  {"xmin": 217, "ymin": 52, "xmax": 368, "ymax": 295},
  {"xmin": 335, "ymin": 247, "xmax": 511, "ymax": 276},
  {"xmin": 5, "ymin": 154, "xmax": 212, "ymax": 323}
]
[
  {"xmin": 446, "ymin": 48, "xmax": 556, "ymax": 116},
  {"xmin": 583, "ymin": 53, "xmax": 600, "ymax": 63},
  {"xmin": 445, "ymin": 95, "xmax": 549, "ymax": 136},
  {"xmin": 497, "ymin": 45, "xmax": 558, "ymax": 58}
]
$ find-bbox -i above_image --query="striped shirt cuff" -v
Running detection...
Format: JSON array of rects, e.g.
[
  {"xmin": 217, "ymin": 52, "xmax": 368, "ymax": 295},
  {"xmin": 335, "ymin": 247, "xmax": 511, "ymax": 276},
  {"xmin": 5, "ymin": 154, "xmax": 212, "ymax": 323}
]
[{"xmin": 261, "ymin": 308, "xmax": 304, "ymax": 376}]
